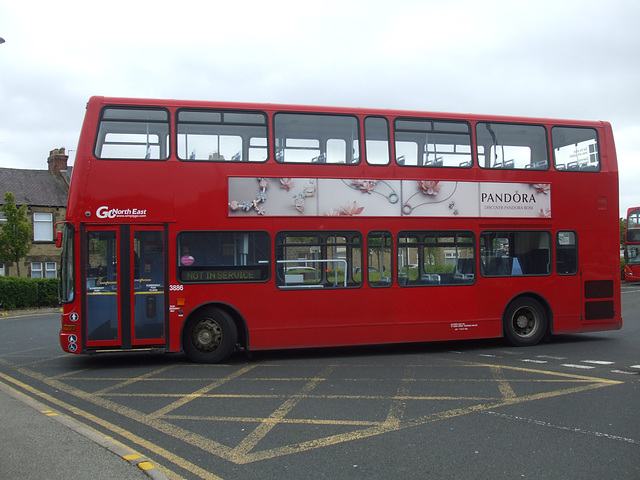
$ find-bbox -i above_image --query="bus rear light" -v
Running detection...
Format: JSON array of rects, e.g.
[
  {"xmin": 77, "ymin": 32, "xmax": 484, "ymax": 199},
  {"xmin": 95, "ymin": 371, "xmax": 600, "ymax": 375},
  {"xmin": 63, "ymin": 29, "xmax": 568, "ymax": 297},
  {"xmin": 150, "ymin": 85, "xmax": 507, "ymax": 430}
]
[{"xmin": 61, "ymin": 324, "xmax": 76, "ymax": 332}]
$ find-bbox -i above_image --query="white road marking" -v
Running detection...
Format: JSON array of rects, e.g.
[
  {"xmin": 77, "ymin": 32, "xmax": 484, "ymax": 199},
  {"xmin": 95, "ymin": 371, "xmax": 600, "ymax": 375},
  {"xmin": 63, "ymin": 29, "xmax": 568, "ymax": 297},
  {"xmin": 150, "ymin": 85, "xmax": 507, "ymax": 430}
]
[
  {"xmin": 484, "ymin": 411, "xmax": 638, "ymax": 445},
  {"xmin": 561, "ymin": 364, "xmax": 596, "ymax": 369}
]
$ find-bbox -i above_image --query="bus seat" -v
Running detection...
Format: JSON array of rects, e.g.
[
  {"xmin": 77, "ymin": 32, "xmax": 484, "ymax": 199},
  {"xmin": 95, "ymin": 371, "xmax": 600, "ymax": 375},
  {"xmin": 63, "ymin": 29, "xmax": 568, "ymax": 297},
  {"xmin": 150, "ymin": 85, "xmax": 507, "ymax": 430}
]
[
  {"xmin": 495, "ymin": 258, "xmax": 511, "ymax": 275},
  {"xmin": 535, "ymin": 160, "xmax": 548, "ymax": 169},
  {"xmin": 420, "ymin": 273, "xmax": 441, "ymax": 284},
  {"xmin": 511, "ymin": 257, "xmax": 523, "ymax": 275},
  {"xmin": 528, "ymin": 249, "xmax": 550, "ymax": 274}
]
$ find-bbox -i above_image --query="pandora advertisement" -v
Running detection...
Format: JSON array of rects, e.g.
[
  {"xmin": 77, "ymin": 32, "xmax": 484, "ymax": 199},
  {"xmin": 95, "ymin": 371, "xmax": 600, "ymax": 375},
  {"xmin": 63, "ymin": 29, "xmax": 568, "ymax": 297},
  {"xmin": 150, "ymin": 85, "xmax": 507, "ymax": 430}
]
[{"xmin": 227, "ymin": 177, "xmax": 551, "ymax": 218}]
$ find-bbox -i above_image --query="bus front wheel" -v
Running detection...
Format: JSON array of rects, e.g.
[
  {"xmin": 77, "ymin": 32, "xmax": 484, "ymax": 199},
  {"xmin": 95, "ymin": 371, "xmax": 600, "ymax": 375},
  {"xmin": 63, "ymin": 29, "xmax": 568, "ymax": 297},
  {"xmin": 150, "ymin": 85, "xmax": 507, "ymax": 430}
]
[
  {"xmin": 183, "ymin": 308, "xmax": 238, "ymax": 363},
  {"xmin": 503, "ymin": 297, "xmax": 547, "ymax": 347}
]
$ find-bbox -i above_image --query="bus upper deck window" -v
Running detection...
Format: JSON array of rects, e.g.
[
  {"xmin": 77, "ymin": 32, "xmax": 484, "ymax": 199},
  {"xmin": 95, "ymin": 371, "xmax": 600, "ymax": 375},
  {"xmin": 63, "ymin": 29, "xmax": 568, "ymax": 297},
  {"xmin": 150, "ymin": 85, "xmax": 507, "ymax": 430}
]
[
  {"xmin": 394, "ymin": 119, "xmax": 472, "ymax": 168},
  {"xmin": 364, "ymin": 117, "xmax": 391, "ymax": 165},
  {"xmin": 95, "ymin": 107, "xmax": 170, "ymax": 160},
  {"xmin": 476, "ymin": 123, "xmax": 548, "ymax": 170},
  {"xmin": 552, "ymin": 126, "xmax": 600, "ymax": 172},
  {"xmin": 177, "ymin": 110, "xmax": 268, "ymax": 162},
  {"xmin": 274, "ymin": 113, "xmax": 360, "ymax": 164}
]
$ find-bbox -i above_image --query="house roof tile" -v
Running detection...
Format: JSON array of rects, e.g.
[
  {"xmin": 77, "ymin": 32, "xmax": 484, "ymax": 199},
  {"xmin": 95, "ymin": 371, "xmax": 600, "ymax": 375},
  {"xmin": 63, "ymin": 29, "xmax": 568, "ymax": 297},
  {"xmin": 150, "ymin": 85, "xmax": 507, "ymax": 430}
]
[{"xmin": 0, "ymin": 167, "xmax": 69, "ymax": 207}]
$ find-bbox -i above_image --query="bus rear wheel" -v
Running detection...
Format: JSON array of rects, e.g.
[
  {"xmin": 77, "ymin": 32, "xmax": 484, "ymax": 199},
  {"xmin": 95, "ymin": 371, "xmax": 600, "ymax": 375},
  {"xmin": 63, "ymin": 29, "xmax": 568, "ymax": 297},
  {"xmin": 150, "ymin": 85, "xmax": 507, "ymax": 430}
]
[
  {"xmin": 183, "ymin": 308, "xmax": 237, "ymax": 363},
  {"xmin": 503, "ymin": 297, "xmax": 547, "ymax": 347}
]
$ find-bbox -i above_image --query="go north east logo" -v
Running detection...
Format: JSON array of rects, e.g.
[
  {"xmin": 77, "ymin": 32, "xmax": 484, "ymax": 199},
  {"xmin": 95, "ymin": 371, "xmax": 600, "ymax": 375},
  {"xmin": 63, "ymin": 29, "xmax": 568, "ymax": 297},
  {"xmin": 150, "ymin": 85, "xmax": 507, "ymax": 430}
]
[{"xmin": 96, "ymin": 206, "xmax": 147, "ymax": 219}]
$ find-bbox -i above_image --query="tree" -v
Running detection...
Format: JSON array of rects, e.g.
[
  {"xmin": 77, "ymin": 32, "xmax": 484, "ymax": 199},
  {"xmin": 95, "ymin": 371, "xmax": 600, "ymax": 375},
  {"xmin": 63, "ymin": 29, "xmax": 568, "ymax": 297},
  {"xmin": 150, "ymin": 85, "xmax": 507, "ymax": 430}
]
[
  {"xmin": 621, "ymin": 217, "xmax": 627, "ymax": 247},
  {"xmin": 0, "ymin": 192, "xmax": 32, "ymax": 277}
]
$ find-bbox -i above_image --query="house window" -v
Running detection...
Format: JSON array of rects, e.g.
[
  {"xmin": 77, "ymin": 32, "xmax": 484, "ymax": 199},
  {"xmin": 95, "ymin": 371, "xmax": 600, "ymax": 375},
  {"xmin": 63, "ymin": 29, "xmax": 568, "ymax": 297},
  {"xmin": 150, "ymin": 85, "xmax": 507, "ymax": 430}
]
[
  {"xmin": 46, "ymin": 262, "xmax": 57, "ymax": 278},
  {"xmin": 31, "ymin": 262, "xmax": 55, "ymax": 278},
  {"xmin": 33, "ymin": 212, "xmax": 53, "ymax": 241},
  {"xmin": 0, "ymin": 263, "xmax": 5, "ymax": 276},
  {"xmin": 31, "ymin": 262, "xmax": 43, "ymax": 278}
]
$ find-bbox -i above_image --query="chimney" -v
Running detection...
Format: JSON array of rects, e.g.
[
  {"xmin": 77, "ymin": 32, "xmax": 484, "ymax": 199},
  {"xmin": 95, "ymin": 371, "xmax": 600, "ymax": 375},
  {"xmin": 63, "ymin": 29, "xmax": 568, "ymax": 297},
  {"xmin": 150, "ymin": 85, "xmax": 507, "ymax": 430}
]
[{"xmin": 48, "ymin": 147, "xmax": 68, "ymax": 177}]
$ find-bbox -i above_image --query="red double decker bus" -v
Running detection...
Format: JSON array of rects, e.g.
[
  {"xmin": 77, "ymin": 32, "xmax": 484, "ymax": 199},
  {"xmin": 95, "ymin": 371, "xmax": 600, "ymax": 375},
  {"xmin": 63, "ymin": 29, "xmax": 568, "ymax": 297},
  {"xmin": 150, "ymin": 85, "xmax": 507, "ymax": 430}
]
[
  {"xmin": 624, "ymin": 207, "xmax": 640, "ymax": 282},
  {"xmin": 57, "ymin": 96, "xmax": 622, "ymax": 363}
]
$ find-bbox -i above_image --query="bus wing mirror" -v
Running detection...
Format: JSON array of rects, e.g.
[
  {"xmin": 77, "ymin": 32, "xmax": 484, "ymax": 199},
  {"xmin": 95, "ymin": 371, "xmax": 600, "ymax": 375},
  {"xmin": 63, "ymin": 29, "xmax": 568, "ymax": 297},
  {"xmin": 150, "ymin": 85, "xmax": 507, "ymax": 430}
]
[{"xmin": 56, "ymin": 230, "xmax": 63, "ymax": 248}]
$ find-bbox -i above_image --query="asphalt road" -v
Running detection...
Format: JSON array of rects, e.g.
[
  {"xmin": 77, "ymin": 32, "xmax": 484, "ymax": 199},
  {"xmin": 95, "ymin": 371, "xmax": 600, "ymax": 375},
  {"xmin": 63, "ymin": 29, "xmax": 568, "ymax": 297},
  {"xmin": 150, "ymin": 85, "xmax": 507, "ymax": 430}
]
[{"xmin": 1, "ymin": 284, "xmax": 639, "ymax": 480}]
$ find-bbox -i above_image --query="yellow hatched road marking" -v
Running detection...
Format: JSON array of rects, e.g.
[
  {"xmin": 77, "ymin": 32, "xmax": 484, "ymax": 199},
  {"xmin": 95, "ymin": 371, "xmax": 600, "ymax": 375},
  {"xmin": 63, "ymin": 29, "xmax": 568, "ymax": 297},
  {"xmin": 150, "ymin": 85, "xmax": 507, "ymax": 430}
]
[
  {"xmin": 0, "ymin": 356, "xmax": 624, "ymax": 473},
  {"xmin": 0, "ymin": 369, "xmax": 220, "ymax": 480}
]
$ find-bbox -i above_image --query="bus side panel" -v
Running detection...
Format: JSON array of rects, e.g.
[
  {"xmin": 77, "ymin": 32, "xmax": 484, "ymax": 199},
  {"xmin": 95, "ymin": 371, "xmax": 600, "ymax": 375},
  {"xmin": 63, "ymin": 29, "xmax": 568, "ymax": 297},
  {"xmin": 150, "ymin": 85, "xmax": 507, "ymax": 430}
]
[
  {"xmin": 393, "ymin": 285, "xmax": 497, "ymax": 342},
  {"xmin": 547, "ymin": 275, "xmax": 582, "ymax": 335},
  {"xmin": 245, "ymin": 287, "xmax": 396, "ymax": 350},
  {"xmin": 172, "ymin": 284, "xmax": 396, "ymax": 352}
]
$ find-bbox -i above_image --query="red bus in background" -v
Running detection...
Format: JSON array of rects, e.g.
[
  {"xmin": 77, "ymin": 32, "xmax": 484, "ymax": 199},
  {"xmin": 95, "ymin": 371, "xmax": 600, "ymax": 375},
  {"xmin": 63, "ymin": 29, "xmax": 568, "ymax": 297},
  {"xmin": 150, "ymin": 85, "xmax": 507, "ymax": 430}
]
[
  {"xmin": 57, "ymin": 96, "xmax": 622, "ymax": 363},
  {"xmin": 625, "ymin": 207, "xmax": 640, "ymax": 281}
]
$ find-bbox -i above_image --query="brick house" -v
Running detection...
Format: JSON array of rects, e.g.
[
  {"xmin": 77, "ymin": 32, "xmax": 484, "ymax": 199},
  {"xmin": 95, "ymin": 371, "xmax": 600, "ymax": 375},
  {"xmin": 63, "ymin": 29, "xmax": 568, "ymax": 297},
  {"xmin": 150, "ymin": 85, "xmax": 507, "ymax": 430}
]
[{"xmin": 0, "ymin": 148, "xmax": 72, "ymax": 277}]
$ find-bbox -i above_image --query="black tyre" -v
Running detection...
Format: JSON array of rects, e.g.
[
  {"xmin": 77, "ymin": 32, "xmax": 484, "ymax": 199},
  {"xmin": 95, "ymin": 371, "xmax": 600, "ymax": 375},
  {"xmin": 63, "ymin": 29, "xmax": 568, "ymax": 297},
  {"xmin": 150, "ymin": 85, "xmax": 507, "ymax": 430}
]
[
  {"xmin": 503, "ymin": 297, "xmax": 547, "ymax": 346},
  {"xmin": 183, "ymin": 308, "xmax": 237, "ymax": 363}
]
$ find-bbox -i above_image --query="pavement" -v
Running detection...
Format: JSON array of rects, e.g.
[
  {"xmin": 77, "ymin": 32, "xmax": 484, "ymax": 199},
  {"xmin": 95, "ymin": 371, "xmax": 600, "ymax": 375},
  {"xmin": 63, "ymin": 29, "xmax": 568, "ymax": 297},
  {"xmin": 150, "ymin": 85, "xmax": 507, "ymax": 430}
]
[
  {"xmin": 0, "ymin": 308, "xmax": 169, "ymax": 480},
  {"xmin": 0, "ymin": 378, "xmax": 170, "ymax": 480},
  {"xmin": 0, "ymin": 307, "xmax": 62, "ymax": 318}
]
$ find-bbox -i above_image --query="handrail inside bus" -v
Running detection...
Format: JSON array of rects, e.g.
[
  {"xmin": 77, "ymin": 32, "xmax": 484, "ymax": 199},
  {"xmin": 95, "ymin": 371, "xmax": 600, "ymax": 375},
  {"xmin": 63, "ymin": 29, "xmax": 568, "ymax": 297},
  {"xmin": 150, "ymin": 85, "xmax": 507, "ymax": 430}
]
[{"xmin": 277, "ymin": 259, "xmax": 348, "ymax": 287}]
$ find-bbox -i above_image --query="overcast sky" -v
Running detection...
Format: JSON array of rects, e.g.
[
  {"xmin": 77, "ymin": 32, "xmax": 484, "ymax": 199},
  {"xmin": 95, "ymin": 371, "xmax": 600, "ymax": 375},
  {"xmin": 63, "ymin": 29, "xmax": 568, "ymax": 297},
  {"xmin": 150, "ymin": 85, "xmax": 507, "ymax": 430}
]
[{"xmin": 1, "ymin": 0, "xmax": 638, "ymax": 217}]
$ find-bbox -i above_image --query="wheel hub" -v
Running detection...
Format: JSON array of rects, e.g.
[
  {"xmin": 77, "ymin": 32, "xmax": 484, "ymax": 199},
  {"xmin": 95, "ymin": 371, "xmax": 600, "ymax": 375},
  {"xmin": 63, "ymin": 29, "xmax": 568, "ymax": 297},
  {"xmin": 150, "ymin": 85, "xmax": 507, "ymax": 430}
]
[
  {"xmin": 512, "ymin": 306, "xmax": 538, "ymax": 338},
  {"xmin": 516, "ymin": 314, "xmax": 530, "ymax": 329},
  {"xmin": 193, "ymin": 318, "xmax": 222, "ymax": 352}
]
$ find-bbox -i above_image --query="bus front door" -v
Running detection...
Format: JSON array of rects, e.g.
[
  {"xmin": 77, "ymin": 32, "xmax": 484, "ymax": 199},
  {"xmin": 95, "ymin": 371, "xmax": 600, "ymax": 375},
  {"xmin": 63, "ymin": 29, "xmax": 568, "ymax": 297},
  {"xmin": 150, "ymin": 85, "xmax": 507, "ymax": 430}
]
[
  {"xmin": 131, "ymin": 227, "xmax": 166, "ymax": 345},
  {"xmin": 84, "ymin": 227, "xmax": 120, "ymax": 345},
  {"xmin": 83, "ymin": 225, "xmax": 166, "ymax": 350}
]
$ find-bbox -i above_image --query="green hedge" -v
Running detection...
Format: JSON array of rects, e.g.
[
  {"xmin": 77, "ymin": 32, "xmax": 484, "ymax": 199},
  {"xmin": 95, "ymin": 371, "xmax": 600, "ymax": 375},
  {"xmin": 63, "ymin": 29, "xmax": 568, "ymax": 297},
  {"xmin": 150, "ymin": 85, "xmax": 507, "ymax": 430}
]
[{"xmin": 0, "ymin": 277, "xmax": 59, "ymax": 310}]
